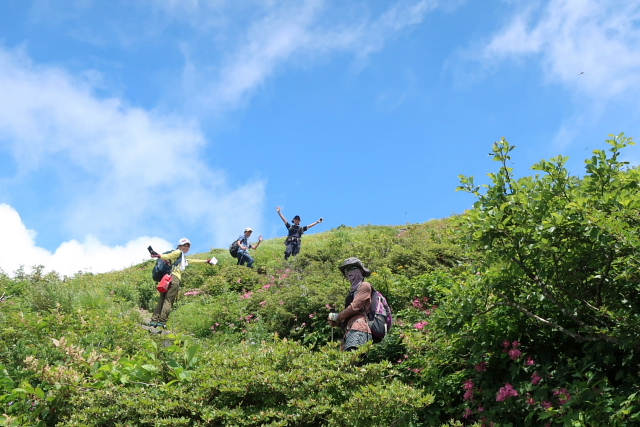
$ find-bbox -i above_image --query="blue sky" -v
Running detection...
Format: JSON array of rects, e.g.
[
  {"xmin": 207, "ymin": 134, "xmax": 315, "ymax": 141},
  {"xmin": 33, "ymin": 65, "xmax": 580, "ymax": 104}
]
[{"xmin": 1, "ymin": 0, "xmax": 640, "ymax": 276}]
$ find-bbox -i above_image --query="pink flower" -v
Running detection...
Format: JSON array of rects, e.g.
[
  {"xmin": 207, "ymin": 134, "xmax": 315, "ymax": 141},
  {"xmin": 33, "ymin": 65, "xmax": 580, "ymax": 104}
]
[
  {"xmin": 309, "ymin": 314, "xmax": 315, "ymax": 318},
  {"xmin": 477, "ymin": 406, "xmax": 484, "ymax": 413},
  {"xmin": 496, "ymin": 383, "xmax": 519, "ymax": 402},
  {"xmin": 525, "ymin": 356, "xmax": 535, "ymax": 366},
  {"xmin": 260, "ymin": 301, "xmax": 267, "ymax": 307},
  {"xmin": 475, "ymin": 361, "xmax": 488, "ymax": 372},
  {"xmin": 508, "ymin": 348, "xmax": 522, "ymax": 360},
  {"xmin": 526, "ymin": 393, "xmax": 535, "ymax": 405},
  {"xmin": 463, "ymin": 379, "xmax": 475, "ymax": 401},
  {"xmin": 301, "ymin": 323, "xmax": 306, "ymax": 327},
  {"xmin": 325, "ymin": 304, "xmax": 333, "ymax": 310},
  {"xmin": 553, "ymin": 388, "xmax": 571, "ymax": 405},
  {"xmin": 503, "ymin": 340, "xmax": 511, "ymax": 349},
  {"xmin": 262, "ymin": 284, "xmax": 272, "ymax": 290},
  {"xmin": 512, "ymin": 340, "xmax": 520, "ymax": 348},
  {"xmin": 531, "ymin": 372, "xmax": 542, "ymax": 385},
  {"xmin": 463, "ymin": 407, "xmax": 473, "ymax": 419},
  {"xmin": 414, "ymin": 320, "xmax": 428, "ymax": 330},
  {"xmin": 412, "ymin": 298, "xmax": 423, "ymax": 309},
  {"xmin": 542, "ymin": 401, "xmax": 553, "ymax": 409},
  {"xmin": 279, "ymin": 300, "xmax": 284, "ymax": 305},
  {"xmin": 241, "ymin": 291, "xmax": 254, "ymax": 299}
]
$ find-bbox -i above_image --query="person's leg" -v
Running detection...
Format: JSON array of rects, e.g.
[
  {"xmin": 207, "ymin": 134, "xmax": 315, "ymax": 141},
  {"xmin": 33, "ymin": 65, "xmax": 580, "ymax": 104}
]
[
  {"xmin": 246, "ymin": 253, "xmax": 255, "ymax": 268},
  {"xmin": 150, "ymin": 291, "xmax": 166, "ymax": 323},
  {"xmin": 157, "ymin": 276, "xmax": 181, "ymax": 325},
  {"xmin": 237, "ymin": 250, "xmax": 246, "ymax": 265},
  {"xmin": 284, "ymin": 243, "xmax": 294, "ymax": 259},
  {"xmin": 291, "ymin": 241, "xmax": 301, "ymax": 257}
]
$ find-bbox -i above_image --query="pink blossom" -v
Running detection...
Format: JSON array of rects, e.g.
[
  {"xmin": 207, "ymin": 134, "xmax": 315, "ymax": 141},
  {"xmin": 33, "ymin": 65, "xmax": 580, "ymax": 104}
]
[
  {"xmin": 512, "ymin": 340, "xmax": 520, "ymax": 348},
  {"xmin": 553, "ymin": 388, "xmax": 571, "ymax": 405},
  {"xmin": 301, "ymin": 323, "xmax": 306, "ymax": 327},
  {"xmin": 309, "ymin": 314, "xmax": 315, "ymax": 318},
  {"xmin": 279, "ymin": 300, "xmax": 284, "ymax": 305},
  {"xmin": 525, "ymin": 356, "xmax": 535, "ymax": 366},
  {"xmin": 477, "ymin": 406, "xmax": 484, "ymax": 413},
  {"xmin": 526, "ymin": 393, "xmax": 535, "ymax": 405},
  {"xmin": 414, "ymin": 320, "xmax": 428, "ymax": 330},
  {"xmin": 262, "ymin": 284, "xmax": 273, "ymax": 290},
  {"xmin": 463, "ymin": 408, "xmax": 473, "ymax": 419},
  {"xmin": 325, "ymin": 304, "xmax": 333, "ymax": 310},
  {"xmin": 463, "ymin": 379, "xmax": 475, "ymax": 402},
  {"xmin": 260, "ymin": 301, "xmax": 267, "ymax": 307},
  {"xmin": 496, "ymin": 383, "xmax": 519, "ymax": 402},
  {"xmin": 508, "ymin": 348, "xmax": 522, "ymax": 360},
  {"xmin": 241, "ymin": 291, "xmax": 254, "ymax": 299},
  {"xmin": 542, "ymin": 401, "xmax": 553, "ymax": 409},
  {"xmin": 475, "ymin": 361, "xmax": 488, "ymax": 372},
  {"xmin": 409, "ymin": 367, "xmax": 423, "ymax": 374},
  {"xmin": 412, "ymin": 298, "xmax": 423, "ymax": 309},
  {"xmin": 503, "ymin": 340, "xmax": 511, "ymax": 349},
  {"xmin": 531, "ymin": 372, "xmax": 542, "ymax": 385},
  {"xmin": 237, "ymin": 279, "xmax": 241, "ymax": 284}
]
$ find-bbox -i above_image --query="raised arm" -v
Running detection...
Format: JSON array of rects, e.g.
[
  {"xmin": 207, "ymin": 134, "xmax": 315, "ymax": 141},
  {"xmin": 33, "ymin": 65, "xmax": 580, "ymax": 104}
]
[
  {"xmin": 252, "ymin": 235, "xmax": 264, "ymax": 249},
  {"xmin": 276, "ymin": 206, "xmax": 288, "ymax": 224},
  {"xmin": 306, "ymin": 217, "xmax": 323, "ymax": 229}
]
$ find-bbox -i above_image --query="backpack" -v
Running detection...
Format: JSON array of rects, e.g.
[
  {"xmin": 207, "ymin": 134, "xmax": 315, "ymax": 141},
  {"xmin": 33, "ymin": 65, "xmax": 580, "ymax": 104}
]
[
  {"xmin": 229, "ymin": 240, "xmax": 240, "ymax": 258},
  {"xmin": 151, "ymin": 250, "xmax": 181, "ymax": 282},
  {"xmin": 345, "ymin": 284, "xmax": 393, "ymax": 343},
  {"xmin": 368, "ymin": 288, "xmax": 393, "ymax": 343}
]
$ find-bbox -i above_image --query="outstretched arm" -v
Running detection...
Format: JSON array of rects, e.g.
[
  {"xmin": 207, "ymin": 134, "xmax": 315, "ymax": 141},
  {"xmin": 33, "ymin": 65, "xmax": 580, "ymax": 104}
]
[
  {"xmin": 306, "ymin": 217, "xmax": 323, "ymax": 229},
  {"xmin": 276, "ymin": 206, "xmax": 288, "ymax": 224},
  {"xmin": 252, "ymin": 235, "xmax": 264, "ymax": 249}
]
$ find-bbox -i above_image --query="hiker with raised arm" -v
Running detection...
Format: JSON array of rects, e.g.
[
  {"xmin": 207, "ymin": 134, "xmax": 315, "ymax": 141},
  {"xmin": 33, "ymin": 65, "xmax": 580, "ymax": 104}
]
[
  {"xmin": 236, "ymin": 228, "xmax": 263, "ymax": 268},
  {"xmin": 276, "ymin": 206, "xmax": 323, "ymax": 259},
  {"xmin": 148, "ymin": 238, "xmax": 217, "ymax": 329},
  {"xmin": 328, "ymin": 257, "xmax": 373, "ymax": 351}
]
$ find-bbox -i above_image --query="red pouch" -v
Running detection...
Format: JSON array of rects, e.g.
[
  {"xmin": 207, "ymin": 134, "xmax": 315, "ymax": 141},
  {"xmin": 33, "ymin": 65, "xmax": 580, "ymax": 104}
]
[{"xmin": 157, "ymin": 274, "xmax": 172, "ymax": 293}]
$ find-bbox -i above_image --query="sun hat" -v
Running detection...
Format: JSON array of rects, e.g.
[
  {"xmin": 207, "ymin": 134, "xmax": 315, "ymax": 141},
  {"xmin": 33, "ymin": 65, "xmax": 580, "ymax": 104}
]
[
  {"xmin": 178, "ymin": 238, "xmax": 191, "ymax": 246},
  {"xmin": 245, "ymin": 227, "xmax": 253, "ymax": 232},
  {"xmin": 338, "ymin": 257, "xmax": 371, "ymax": 277}
]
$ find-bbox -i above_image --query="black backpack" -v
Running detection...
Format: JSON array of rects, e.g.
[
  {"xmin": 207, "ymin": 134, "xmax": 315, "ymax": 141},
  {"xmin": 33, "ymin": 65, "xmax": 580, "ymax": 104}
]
[
  {"xmin": 229, "ymin": 240, "xmax": 240, "ymax": 258},
  {"xmin": 151, "ymin": 250, "xmax": 181, "ymax": 282}
]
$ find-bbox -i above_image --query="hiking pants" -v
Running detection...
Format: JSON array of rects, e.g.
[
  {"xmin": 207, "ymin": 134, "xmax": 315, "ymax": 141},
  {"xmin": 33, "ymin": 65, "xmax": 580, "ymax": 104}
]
[
  {"xmin": 237, "ymin": 250, "xmax": 254, "ymax": 268},
  {"xmin": 284, "ymin": 239, "xmax": 301, "ymax": 259},
  {"xmin": 151, "ymin": 275, "xmax": 181, "ymax": 324}
]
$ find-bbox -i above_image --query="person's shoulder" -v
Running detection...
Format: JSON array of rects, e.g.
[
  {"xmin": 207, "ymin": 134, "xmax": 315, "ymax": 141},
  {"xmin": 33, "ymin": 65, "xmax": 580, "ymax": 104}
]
[
  {"xmin": 285, "ymin": 222, "xmax": 291, "ymax": 228},
  {"xmin": 360, "ymin": 281, "xmax": 373, "ymax": 291}
]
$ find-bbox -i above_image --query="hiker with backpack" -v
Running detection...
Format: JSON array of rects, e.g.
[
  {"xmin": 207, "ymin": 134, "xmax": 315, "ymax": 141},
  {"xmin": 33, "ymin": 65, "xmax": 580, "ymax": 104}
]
[
  {"xmin": 234, "ymin": 228, "xmax": 263, "ymax": 268},
  {"xmin": 276, "ymin": 206, "xmax": 323, "ymax": 259},
  {"xmin": 148, "ymin": 238, "xmax": 217, "ymax": 328},
  {"xmin": 328, "ymin": 257, "xmax": 393, "ymax": 350}
]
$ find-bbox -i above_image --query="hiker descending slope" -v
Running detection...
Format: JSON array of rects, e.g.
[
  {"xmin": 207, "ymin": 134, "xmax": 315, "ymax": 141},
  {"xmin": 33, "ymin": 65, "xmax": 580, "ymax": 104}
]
[
  {"xmin": 235, "ymin": 228, "xmax": 263, "ymax": 268},
  {"xmin": 276, "ymin": 206, "xmax": 323, "ymax": 259},
  {"xmin": 328, "ymin": 257, "xmax": 373, "ymax": 351},
  {"xmin": 149, "ymin": 238, "xmax": 217, "ymax": 328}
]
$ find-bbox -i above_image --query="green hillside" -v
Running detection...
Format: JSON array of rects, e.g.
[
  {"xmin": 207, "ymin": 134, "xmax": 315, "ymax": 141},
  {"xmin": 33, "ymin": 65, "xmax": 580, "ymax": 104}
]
[{"xmin": 2, "ymin": 135, "xmax": 640, "ymax": 426}]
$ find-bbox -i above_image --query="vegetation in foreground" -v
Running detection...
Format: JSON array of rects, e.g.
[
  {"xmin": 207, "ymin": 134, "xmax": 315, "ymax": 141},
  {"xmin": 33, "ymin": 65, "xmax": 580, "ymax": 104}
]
[{"xmin": 1, "ymin": 134, "xmax": 640, "ymax": 426}]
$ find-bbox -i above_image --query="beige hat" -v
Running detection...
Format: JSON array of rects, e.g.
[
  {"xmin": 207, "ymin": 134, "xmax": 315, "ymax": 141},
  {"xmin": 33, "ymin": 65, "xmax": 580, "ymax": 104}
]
[{"xmin": 244, "ymin": 227, "xmax": 253, "ymax": 232}]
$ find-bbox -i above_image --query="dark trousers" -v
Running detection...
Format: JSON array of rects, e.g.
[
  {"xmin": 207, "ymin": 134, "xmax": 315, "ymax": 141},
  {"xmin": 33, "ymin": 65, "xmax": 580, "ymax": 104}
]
[{"xmin": 284, "ymin": 239, "xmax": 301, "ymax": 259}]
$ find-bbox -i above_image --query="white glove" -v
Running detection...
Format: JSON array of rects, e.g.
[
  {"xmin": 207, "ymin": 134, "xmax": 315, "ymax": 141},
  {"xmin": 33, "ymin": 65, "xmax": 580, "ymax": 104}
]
[
  {"xmin": 207, "ymin": 257, "xmax": 218, "ymax": 265},
  {"xmin": 328, "ymin": 313, "xmax": 339, "ymax": 322}
]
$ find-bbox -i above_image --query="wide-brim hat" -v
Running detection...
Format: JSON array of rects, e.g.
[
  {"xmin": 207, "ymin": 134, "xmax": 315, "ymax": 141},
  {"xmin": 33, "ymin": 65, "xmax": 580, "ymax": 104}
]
[{"xmin": 338, "ymin": 257, "xmax": 371, "ymax": 277}]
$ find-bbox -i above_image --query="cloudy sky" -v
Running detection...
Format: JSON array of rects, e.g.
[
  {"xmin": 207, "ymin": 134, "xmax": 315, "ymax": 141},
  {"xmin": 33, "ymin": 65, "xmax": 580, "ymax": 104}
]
[{"xmin": 1, "ymin": 0, "xmax": 640, "ymax": 276}]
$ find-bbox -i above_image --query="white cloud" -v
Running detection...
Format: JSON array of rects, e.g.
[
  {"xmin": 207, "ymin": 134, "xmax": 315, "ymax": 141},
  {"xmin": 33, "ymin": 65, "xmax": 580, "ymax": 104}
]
[
  {"xmin": 184, "ymin": 0, "xmax": 437, "ymax": 110},
  {"xmin": 482, "ymin": 0, "xmax": 640, "ymax": 100},
  {"xmin": 0, "ymin": 204, "xmax": 171, "ymax": 277},
  {"xmin": 0, "ymin": 46, "xmax": 265, "ymax": 248}
]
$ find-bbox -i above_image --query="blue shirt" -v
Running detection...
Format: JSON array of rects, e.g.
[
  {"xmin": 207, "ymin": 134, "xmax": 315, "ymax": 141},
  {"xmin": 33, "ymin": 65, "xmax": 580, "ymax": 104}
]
[{"xmin": 237, "ymin": 234, "xmax": 254, "ymax": 249}]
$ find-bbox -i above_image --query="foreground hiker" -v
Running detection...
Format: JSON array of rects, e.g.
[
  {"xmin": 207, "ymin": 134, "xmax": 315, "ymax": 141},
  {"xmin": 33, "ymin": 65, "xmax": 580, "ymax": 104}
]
[
  {"xmin": 149, "ymin": 238, "xmax": 217, "ymax": 328},
  {"xmin": 236, "ymin": 228, "xmax": 263, "ymax": 268},
  {"xmin": 328, "ymin": 257, "xmax": 373, "ymax": 351},
  {"xmin": 276, "ymin": 206, "xmax": 322, "ymax": 259}
]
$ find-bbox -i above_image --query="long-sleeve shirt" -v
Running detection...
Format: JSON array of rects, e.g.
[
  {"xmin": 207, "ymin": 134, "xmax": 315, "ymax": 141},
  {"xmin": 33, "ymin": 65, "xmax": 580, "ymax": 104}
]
[
  {"xmin": 337, "ymin": 281, "xmax": 372, "ymax": 334},
  {"xmin": 159, "ymin": 249, "xmax": 210, "ymax": 281}
]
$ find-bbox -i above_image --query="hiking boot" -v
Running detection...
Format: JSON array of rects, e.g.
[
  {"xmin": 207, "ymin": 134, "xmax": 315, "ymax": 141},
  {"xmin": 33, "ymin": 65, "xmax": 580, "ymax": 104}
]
[
  {"xmin": 149, "ymin": 322, "xmax": 158, "ymax": 327},
  {"xmin": 156, "ymin": 323, "xmax": 166, "ymax": 329}
]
